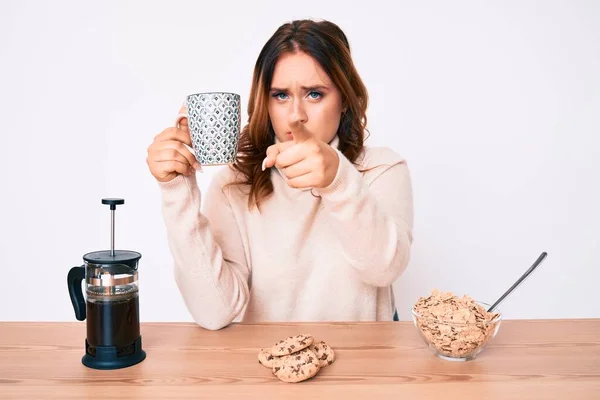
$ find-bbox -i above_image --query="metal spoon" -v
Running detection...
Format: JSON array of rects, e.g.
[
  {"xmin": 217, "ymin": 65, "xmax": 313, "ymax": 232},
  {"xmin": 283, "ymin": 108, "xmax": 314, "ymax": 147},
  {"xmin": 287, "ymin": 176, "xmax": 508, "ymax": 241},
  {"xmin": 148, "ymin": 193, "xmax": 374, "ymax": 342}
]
[{"xmin": 487, "ymin": 252, "xmax": 548, "ymax": 312}]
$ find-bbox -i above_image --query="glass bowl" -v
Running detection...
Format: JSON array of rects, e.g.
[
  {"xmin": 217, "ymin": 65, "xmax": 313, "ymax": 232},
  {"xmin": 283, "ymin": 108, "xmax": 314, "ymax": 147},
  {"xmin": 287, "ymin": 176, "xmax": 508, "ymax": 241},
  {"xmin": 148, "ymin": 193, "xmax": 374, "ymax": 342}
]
[{"xmin": 411, "ymin": 301, "xmax": 503, "ymax": 361}]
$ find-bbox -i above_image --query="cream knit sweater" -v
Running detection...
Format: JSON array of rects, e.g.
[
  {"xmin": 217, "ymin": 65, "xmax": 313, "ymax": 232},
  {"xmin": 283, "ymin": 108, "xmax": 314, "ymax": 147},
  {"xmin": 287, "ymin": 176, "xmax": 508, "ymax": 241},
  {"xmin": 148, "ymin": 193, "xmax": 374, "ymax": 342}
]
[{"xmin": 158, "ymin": 135, "xmax": 414, "ymax": 330}]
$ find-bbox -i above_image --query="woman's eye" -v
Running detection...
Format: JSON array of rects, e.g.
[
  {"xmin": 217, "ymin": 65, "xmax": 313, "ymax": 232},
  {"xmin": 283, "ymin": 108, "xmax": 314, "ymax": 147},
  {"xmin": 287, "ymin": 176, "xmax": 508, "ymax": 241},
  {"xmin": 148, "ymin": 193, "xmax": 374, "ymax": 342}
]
[
  {"xmin": 271, "ymin": 91, "xmax": 322, "ymax": 100},
  {"xmin": 272, "ymin": 92, "xmax": 288, "ymax": 100}
]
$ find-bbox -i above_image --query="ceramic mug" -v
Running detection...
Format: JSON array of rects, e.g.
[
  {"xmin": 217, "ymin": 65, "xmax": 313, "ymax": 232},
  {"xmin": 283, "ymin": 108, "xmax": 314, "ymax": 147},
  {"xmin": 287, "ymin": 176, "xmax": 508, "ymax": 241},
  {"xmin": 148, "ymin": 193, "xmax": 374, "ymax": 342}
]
[{"xmin": 176, "ymin": 92, "xmax": 241, "ymax": 165}]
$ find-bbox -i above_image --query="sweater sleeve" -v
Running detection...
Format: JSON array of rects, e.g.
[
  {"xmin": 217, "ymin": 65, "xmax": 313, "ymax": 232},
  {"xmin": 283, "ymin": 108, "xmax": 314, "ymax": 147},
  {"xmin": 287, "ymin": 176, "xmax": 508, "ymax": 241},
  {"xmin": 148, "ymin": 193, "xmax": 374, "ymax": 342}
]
[
  {"xmin": 158, "ymin": 171, "xmax": 250, "ymax": 330},
  {"xmin": 313, "ymin": 148, "xmax": 414, "ymax": 287}
]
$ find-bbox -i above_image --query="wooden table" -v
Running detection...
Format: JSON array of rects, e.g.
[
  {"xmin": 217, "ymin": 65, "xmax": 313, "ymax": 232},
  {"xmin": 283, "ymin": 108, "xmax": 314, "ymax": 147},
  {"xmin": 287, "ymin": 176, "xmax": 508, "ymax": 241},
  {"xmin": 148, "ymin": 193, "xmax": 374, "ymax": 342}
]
[{"xmin": 1, "ymin": 319, "xmax": 599, "ymax": 399}]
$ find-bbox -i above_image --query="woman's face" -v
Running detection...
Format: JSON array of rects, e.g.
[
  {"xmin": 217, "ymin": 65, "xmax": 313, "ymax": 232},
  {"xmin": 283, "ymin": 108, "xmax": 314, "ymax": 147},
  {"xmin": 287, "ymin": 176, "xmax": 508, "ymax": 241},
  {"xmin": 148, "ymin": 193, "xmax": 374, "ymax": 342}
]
[{"xmin": 268, "ymin": 51, "xmax": 345, "ymax": 143}]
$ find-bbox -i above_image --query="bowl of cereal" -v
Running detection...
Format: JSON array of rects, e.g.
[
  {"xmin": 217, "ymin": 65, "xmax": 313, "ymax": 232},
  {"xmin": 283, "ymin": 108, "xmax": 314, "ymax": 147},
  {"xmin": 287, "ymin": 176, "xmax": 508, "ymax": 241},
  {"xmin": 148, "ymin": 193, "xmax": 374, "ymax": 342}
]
[{"xmin": 411, "ymin": 290, "xmax": 502, "ymax": 361}]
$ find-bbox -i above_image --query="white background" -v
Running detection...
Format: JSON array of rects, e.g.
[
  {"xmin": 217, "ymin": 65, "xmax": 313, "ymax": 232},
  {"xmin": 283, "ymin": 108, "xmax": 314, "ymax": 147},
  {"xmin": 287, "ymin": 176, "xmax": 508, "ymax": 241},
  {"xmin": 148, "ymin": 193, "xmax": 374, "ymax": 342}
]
[{"xmin": 1, "ymin": 0, "xmax": 598, "ymax": 322}]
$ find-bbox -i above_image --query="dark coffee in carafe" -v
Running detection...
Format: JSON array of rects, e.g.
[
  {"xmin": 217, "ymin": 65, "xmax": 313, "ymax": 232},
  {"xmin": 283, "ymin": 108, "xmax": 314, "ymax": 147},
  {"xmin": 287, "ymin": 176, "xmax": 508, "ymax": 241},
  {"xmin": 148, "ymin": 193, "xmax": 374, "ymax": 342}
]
[{"xmin": 87, "ymin": 295, "xmax": 140, "ymax": 347}]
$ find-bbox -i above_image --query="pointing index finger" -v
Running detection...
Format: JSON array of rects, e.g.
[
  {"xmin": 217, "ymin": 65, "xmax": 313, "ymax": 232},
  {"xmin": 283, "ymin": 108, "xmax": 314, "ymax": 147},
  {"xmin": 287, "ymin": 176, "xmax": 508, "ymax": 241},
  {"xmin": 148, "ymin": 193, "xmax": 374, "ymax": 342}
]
[{"xmin": 290, "ymin": 124, "xmax": 314, "ymax": 143}]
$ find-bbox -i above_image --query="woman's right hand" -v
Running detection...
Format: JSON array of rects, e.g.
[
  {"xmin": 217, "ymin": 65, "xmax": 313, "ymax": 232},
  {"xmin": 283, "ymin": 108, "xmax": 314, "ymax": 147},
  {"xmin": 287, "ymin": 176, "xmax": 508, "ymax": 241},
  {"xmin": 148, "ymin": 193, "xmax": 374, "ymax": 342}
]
[{"xmin": 147, "ymin": 105, "xmax": 201, "ymax": 183}]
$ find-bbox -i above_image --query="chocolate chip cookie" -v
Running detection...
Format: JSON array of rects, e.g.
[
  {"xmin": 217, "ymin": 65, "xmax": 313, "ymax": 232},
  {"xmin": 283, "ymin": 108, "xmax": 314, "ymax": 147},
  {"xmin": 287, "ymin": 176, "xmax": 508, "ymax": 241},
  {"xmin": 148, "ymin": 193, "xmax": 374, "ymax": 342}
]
[
  {"xmin": 309, "ymin": 340, "xmax": 335, "ymax": 367},
  {"xmin": 257, "ymin": 347, "xmax": 281, "ymax": 368},
  {"xmin": 270, "ymin": 333, "xmax": 314, "ymax": 356},
  {"xmin": 272, "ymin": 347, "xmax": 320, "ymax": 383}
]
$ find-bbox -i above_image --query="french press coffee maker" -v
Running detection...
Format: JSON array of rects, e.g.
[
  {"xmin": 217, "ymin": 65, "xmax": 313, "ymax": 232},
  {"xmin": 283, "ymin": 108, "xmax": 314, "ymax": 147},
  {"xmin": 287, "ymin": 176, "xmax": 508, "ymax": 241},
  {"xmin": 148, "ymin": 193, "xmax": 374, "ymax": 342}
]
[{"xmin": 67, "ymin": 198, "xmax": 146, "ymax": 369}]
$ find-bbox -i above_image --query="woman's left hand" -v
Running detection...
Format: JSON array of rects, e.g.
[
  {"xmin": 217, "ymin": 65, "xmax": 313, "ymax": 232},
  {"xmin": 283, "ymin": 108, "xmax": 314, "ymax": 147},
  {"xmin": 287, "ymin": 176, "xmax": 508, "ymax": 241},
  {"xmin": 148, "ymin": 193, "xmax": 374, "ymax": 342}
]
[{"xmin": 262, "ymin": 128, "xmax": 340, "ymax": 189}]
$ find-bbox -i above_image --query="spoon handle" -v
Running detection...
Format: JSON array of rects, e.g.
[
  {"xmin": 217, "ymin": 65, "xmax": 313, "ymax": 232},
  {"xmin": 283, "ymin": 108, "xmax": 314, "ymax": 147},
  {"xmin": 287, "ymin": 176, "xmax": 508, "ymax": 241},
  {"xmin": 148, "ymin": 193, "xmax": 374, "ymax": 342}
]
[{"xmin": 487, "ymin": 252, "xmax": 548, "ymax": 313}]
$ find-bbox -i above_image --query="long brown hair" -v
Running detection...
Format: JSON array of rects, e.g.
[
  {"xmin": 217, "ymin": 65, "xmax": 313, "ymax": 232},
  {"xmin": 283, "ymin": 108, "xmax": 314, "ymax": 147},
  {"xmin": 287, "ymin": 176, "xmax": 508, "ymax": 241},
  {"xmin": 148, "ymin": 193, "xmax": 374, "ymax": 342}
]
[{"xmin": 227, "ymin": 19, "xmax": 369, "ymax": 210}]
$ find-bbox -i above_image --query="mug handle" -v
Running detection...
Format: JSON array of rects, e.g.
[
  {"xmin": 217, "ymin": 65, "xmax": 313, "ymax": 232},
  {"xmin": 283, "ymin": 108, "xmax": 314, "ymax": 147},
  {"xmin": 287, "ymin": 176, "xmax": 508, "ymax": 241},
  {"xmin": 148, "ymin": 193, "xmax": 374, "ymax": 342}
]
[
  {"xmin": 174, "ymin": 113, "xmax": 187, "ymax": 129},
  {"xmin": 175, "ymin": 107, "xmax": 203, "ymax": 172},
  {"xmin": 67, "ymin": 265, "xmax": 86, "ymax": 321}
]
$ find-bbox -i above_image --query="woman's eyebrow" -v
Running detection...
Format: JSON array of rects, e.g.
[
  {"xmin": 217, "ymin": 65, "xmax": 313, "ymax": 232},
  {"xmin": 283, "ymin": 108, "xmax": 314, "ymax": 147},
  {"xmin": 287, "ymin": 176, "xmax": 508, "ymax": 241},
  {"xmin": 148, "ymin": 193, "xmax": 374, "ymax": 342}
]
[{"xmin": 270, "ymin": 84, "xmax": 330, "ymax": 92}]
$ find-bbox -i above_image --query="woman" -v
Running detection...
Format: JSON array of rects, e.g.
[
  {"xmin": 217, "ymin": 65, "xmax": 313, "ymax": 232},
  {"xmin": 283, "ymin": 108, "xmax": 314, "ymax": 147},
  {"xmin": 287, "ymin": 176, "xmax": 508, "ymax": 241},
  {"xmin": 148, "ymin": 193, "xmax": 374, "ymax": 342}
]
[{"xmin": 146, "ymin": 19, "xmax": 414, "ymax": 330}]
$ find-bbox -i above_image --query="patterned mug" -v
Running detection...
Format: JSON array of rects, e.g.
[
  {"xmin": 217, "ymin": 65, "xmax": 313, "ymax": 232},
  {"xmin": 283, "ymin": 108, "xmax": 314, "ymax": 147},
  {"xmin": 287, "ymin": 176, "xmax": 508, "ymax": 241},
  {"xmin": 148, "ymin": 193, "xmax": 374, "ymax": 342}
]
[{"xmin": 179, "ymin": 92, "xmax": 241, "ymax": 165}]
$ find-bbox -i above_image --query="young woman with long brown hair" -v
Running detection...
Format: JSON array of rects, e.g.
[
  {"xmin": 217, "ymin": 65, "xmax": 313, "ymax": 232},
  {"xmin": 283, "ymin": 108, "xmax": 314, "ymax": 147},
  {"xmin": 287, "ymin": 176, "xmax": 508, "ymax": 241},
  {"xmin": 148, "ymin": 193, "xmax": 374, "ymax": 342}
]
[{"xmin": 146, "ymin": 19, "xmax": 414, "ymax": 330}]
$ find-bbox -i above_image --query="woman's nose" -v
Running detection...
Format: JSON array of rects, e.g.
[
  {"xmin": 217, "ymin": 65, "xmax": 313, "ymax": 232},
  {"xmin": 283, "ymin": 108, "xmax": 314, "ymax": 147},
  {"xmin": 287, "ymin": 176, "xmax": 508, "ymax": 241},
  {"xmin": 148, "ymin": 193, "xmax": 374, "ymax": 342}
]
[{"xmin": 288, "ymin": 99, "xmax": 308, "ymax": 126}]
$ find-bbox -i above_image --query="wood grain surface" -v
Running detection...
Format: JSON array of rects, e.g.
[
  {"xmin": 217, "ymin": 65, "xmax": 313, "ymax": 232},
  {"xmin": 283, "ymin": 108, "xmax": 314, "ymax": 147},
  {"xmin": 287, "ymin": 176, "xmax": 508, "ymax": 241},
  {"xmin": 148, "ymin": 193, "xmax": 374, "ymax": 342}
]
[{"xmin": 1, "ymin": 319, "xmax": 599, "ymax": 399}]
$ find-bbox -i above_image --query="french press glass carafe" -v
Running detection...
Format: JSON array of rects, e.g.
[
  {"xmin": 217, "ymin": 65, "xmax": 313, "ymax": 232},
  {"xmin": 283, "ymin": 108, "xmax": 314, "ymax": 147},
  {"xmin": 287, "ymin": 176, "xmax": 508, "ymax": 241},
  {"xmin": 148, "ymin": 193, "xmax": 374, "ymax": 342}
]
[{"xmin": 67, "ymin": 198, "xmax": 146, "ymax": 369}]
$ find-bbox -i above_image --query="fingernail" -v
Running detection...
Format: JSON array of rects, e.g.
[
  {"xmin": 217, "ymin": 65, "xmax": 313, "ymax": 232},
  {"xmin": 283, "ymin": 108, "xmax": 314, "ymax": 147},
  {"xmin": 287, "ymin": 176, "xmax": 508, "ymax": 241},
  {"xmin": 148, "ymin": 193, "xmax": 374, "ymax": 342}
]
[
  {"xmin": 261, "ymin": 158, "xmax": 267, "ymax": 171},
  {"xmin": 194, "ymin": 162, "xmax": 201, "ymax": 170}
]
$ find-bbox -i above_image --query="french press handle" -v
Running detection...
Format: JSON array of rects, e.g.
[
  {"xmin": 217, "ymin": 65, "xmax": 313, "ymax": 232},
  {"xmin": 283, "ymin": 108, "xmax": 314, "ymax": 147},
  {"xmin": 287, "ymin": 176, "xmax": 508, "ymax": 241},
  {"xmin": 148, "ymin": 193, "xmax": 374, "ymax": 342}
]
[{"xmin": 67, "ymin": 265, "xmax": 86, "ymax": 321}]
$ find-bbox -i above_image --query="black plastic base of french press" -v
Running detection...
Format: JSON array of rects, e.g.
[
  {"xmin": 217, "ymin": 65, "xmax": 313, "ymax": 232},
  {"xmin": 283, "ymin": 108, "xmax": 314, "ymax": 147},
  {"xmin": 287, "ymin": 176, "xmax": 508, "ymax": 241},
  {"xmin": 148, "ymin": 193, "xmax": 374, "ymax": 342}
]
[{"xmin": 82, "ymin": 336, "xmax": 146, "ymax": 370}]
